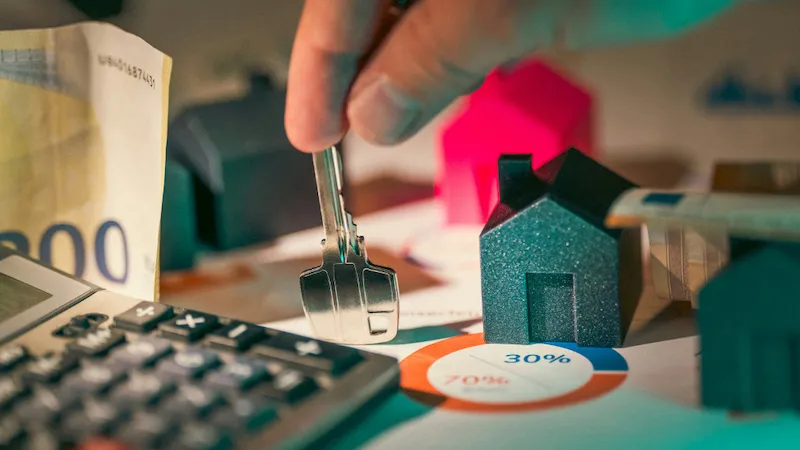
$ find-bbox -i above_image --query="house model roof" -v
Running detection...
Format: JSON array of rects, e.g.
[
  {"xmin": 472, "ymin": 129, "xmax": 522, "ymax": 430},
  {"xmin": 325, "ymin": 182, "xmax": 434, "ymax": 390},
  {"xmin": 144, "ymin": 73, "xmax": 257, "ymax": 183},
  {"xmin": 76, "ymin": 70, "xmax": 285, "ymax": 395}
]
[
  {"xmin": 482, "ymin": 149, "xmax": 637, "ymax": 237},
  {"xmin": 168, "ymin": 73, "xmax": 291, "ymax": 191},
  {"xmin": 467, "ymin": 59, "xmax": 593, "ymax": 136}
]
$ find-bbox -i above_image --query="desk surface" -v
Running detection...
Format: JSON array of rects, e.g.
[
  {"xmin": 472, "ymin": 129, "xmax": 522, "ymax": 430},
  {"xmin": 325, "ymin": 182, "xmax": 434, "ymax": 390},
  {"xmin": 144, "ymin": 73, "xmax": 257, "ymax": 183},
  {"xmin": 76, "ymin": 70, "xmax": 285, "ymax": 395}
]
[{"xmin": 163, "ymin": 194, "xmax": 800, "ymax": 450}]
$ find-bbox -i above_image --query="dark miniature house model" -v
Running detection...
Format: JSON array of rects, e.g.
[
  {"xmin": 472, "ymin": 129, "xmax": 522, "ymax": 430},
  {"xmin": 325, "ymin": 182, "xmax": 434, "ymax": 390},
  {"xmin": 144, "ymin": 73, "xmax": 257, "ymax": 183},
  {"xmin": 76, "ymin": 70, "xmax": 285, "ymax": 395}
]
[
  {"xmin": 698, "ymin": 239, "xmax": 800, "ymax": 412},
  {"xmin": 480, "ymin": 149, "xmax": 642, "ymax": 348},
  {"xmin": 160, "ymin": 157, "xmax": 197, "ymax": 271},
  {"xmin": 166, "ymin": 74, "xmax": 322, "ymax": 251}
]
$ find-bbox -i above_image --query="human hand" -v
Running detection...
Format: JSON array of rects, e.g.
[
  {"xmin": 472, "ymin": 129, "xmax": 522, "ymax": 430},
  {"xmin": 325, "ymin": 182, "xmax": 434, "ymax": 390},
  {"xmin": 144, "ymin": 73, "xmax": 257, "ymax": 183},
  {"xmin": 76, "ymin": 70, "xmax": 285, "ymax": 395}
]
[{"xmin": 285, "ymin": 0, "xmax": 744, "ymax": 152}]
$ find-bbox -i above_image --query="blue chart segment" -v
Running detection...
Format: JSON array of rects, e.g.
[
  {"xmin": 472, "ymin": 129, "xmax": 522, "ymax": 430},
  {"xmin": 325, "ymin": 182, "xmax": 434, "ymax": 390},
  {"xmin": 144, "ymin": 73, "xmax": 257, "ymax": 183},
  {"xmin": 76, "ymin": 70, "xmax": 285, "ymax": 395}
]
[
  {"xmin": 551, "ymin": 342, "xmax": 629, "ymax": 371},
  {"xmin": 401, "ymin": 334, "xmax": 628, "ymax": 412}
]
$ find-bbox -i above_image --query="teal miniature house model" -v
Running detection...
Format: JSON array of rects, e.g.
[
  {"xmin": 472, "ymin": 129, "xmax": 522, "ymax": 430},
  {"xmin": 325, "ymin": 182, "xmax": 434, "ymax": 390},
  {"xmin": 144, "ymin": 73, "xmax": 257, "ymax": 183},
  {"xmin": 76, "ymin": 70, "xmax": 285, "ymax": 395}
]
[
  {"xmin": 167, "ymin": 73, "xmax": 321, "ymax": 251},
  {"xmin": 698, "ymin": 239, "xmax": 800, "ymax": 412},
  {"xmin": 480, "ymin": 149, "xmax": 642, "ymax": 348},
  {"xmin": 160, "ymin": 157, "xmax": 198, "ymax": 271}
]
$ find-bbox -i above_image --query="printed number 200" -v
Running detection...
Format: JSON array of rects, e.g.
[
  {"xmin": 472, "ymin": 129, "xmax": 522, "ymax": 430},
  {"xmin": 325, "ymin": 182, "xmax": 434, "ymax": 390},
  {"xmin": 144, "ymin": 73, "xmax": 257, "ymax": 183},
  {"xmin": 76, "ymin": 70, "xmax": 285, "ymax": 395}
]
[{"xmin": 0, "ymin": 220, "xmax": 128, "ymax": 283}]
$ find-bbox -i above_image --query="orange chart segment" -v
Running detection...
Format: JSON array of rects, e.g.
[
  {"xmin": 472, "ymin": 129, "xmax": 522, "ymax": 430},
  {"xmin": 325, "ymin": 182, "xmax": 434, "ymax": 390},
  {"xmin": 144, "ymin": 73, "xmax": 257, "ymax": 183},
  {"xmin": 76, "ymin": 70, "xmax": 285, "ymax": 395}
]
[{"xmin": 401, "ymin": 333, "xmax": 628, "ymax": 412}]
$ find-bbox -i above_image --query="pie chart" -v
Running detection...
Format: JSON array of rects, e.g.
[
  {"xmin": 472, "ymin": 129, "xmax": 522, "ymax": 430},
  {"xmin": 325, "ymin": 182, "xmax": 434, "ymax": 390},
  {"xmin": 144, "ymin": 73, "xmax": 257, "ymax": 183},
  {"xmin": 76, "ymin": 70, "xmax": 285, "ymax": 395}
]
[{"xmin": 401, "ymin": 333, "xmax": 628, "ymax": 412}]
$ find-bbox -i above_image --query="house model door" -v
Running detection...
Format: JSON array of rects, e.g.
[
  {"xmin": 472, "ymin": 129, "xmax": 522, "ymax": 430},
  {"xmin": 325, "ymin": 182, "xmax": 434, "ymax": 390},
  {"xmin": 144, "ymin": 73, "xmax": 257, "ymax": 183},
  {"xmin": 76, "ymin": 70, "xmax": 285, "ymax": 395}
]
[{"xmin": 526, "ymin": 272, "xmax": 577, "ymax": 342}]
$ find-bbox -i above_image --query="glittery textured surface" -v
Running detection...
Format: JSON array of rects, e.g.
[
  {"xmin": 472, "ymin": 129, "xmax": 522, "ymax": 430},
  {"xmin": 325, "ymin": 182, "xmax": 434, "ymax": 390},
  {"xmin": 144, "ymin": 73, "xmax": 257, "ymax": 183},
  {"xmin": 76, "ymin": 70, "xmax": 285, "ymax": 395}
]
[
  {"xmin": 698, "ymin": 241, "xmax": 800, "ymax": 412},
  {"xmin": 480, "ymin": 198, "xmax": 625, "ymax": 347}
]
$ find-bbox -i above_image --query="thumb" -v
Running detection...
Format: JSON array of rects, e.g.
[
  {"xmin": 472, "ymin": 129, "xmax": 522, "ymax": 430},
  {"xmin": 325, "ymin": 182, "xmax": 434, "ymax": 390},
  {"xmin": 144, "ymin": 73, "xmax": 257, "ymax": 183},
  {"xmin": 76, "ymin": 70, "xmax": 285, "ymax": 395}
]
[{"xmin": 345, "ymin": 0, "xmax": 566, "ymax": 146}]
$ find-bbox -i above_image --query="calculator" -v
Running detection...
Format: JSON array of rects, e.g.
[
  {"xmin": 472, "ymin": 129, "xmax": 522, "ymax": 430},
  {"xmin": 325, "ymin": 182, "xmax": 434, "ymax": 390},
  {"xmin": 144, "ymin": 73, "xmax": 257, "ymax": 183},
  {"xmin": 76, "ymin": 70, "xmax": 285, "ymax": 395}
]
[{"xmin": 0, "ymin": 245, "xmax": 400, "ymax": 449}]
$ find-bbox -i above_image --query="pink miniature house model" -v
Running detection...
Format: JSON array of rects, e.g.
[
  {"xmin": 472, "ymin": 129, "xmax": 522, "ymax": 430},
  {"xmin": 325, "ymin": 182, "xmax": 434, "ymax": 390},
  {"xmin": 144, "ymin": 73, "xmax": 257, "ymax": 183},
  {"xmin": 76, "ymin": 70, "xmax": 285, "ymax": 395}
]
[{"xmin": 437, "ymin": 59, "xmax": 595, "ymax": 225}]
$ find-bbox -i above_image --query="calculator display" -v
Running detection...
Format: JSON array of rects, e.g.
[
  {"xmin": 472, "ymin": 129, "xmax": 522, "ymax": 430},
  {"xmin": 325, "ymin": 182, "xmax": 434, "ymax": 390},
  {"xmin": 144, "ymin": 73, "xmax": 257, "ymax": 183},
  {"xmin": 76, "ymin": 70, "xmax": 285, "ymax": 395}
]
[{"xmin": 0, "ymin": 272, "xmax": 53, "ymax": 322}]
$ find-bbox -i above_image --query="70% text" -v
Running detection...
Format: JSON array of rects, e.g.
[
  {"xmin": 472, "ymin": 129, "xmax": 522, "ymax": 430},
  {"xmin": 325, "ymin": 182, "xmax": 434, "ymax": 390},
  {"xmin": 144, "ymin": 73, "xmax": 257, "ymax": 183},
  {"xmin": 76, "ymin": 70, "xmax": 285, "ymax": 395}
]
[
  {"xmin": 504, "ymin": 353, "xmax": 571, "ymax": 364},
  {"xmin": 445, "ymin": 375, "xmax": 509, "ymax": 385}
]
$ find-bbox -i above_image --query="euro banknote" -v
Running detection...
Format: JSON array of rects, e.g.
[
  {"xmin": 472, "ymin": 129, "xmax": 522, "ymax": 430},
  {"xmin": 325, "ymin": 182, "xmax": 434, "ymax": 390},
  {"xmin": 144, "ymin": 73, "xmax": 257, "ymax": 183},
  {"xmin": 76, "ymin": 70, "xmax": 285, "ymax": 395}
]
[
  {"xmin": 0, "ymin": 22, "xmax": 172, "ymax": 301},
  {"xmin": 606, "ymin": 188, "xmax": 800, "ymax": 243},
  {"xmin": 606, "ymin": 188, "xmax": 800, "ymax": 305},
  {"xmin": 646, "ymin": 223, "xmax": 728, "ymax": 307}
]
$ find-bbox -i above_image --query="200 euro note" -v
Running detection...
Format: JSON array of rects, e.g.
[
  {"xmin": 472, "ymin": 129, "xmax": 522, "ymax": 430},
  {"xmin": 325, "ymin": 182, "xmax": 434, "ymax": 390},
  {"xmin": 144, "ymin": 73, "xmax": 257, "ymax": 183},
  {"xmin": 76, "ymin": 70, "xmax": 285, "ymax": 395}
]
[
  {"xmin": 646, "ymin": 223, "xmax": 728, "ymax": 308},
  {"xmin": 0, "ymin": 22, "xmax": 172, "ymax": 301},
  {"xmin": 607, "ymin": 188, "xmax": 800, "ymax": 307}
]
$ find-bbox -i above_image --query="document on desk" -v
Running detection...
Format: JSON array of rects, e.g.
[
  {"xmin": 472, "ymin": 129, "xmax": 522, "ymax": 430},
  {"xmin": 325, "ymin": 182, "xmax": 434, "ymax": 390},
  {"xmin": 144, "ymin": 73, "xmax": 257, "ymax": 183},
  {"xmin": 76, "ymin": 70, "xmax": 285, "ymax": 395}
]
[
  {"xmin": 0, "ymin": 22, "xmax": 172, "ymax": 301},
  {"xmin": 254, "ymin": 199, "xmax": 800, "ymax": 450}
]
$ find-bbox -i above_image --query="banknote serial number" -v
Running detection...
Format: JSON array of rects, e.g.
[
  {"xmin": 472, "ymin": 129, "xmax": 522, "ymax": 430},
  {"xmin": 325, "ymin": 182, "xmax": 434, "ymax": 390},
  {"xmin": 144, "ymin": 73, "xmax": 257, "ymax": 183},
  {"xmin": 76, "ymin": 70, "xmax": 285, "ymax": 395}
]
[{"xmin": 97, "ymin": 54, "xmax": 156, "ymax": 89}]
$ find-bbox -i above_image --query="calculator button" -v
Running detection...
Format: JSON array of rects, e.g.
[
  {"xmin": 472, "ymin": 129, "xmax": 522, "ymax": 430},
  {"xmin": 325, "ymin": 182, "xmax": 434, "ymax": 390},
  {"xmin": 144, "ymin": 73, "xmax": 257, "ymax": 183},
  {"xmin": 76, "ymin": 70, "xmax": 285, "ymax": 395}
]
[
  {"xmin": 54, "ymin": 313, "xmax": 111, "ymax": 338},
  {"xmin": 173, "ymin": 422, "xmax": 233, "ymax": 450},
  {"xmin": 108, "ymin": 336, "xmax": 173, "ymax": 370},
  {"xmin": 0, "ymin": 415, "xmax": 24, "ymax": 446},
  {"xmin": 14, "ymin": 387, "xmax": 72, "ymax": 424},
  {"xmin": 116, "ymin": 411, "xmax": 174, "ymax": 449},
  {"xmin": 22, "ymin": 353, "xmax": 80, "ymax": 384},
  {"xmin": 207, "ymin": 322, "xmax": 266, "ymax": 351},
  {"xmin": 0, "ymin": 376, "xmax": 29, "ymax": 410},
  {"xmin": 111, "ymin": 372, "xmax": 176, "ymax": 409},
  {"xmin": 256, "ymin": 369, "xmax": 318, "ymax": 404},
  {"xmin": 159, "ymin": 311, "xmax": 219, "ymax": 342},
  {"xmin": 60, "ymin": 399, "xmax": 120, "ymax": 442},
  {"xmin": 58, "ymin": 365, "xmax": 126, "ymax": 403},
  {"xmin": 67, "ymin": 328, "xmax": 126, "ymax": 357},
  {"xmin": 113, "ymin": 301, "xmax": 174, "ymax": 332},
  {"xmin": 159, "ymin": 384, "xmax": 224, "ymax": 420},
  {"xmin": 0, "ymin": 344, "xmax": 29, "ymax": 372},
  {"xmin": 73, "ymin": 313, "xmax": 109, "ymax": 327},
  {"xmin": 204, "ymin": 358, "xmax": 270, "ymax": 392},
  {"xmin": 251, "ymin": 334, "xmax": 362, "ymax": 375},
  {"xmin": 156, "ymin": 348, "xmax": 220, "ymax": 379},
  {"xmin": 210, "ymin": 397, "xmax": 278, "ymax": 433}
]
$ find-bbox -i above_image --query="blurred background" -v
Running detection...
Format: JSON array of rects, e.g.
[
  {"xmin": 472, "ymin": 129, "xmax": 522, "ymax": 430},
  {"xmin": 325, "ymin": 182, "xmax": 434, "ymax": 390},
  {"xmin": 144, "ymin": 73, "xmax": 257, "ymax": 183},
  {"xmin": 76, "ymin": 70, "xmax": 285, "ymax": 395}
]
[
  {"xmin": 2, "ymin": 0, "xmax": 798, "ymax": 324},
  {"xmin": 4, "ymin": 0, "xmax": 798, "ymax": 184}
]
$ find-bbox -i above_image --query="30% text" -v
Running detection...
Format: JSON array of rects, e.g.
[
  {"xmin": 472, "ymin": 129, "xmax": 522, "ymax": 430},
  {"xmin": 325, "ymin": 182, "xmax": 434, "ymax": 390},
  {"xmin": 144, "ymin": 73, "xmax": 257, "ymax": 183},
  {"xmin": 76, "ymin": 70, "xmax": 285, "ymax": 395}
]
[{"xmin": 504, "ymin": 353, "xmax": 571, "ymax": 364}]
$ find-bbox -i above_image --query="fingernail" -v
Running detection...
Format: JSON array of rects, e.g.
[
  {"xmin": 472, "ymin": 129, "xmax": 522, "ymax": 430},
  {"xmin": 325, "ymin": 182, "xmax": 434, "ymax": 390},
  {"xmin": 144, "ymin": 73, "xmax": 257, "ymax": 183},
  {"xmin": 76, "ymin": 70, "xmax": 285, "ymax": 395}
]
[{"xmin": 348, "ymin": 74, "xmax": 422, "ymax": 145}]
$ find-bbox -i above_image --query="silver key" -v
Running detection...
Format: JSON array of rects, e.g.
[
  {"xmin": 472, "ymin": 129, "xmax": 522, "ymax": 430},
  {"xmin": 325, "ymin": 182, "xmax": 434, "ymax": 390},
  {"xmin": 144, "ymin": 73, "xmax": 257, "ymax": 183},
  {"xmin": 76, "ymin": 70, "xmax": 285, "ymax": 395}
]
[{"xmin": 299, "ymin": 146, "xmax": 400, "ymax": 344}]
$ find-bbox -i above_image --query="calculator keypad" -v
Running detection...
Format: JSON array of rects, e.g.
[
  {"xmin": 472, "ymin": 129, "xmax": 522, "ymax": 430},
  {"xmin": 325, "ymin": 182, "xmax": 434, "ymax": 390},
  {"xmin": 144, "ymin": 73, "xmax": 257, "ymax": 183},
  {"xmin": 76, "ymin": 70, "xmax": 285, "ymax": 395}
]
[{"xmin": 0, "ymin": 301, "xmax": 373, "ymax": 449}]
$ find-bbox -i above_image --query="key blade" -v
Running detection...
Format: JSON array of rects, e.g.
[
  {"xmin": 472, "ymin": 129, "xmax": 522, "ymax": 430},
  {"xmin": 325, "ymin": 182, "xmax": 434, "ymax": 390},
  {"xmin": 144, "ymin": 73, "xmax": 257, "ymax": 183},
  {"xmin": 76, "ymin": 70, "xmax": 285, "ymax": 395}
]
[{"xmin": 312, "ymin": 147, "xmax": 351, "ymax": 262}]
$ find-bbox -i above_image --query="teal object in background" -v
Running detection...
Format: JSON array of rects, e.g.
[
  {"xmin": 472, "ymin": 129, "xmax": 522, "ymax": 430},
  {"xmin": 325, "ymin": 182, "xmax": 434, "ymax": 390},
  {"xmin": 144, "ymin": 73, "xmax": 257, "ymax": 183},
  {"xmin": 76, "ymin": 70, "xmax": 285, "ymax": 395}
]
[
  {"xmin": 159, "ymin": 157, "xmax": 197, "ymax": 272},
  {"xmin": 167, "ymin": 73, "xmax": 321, "ymax": 252},
  {"xmin": 565, "ymin": 0, "xmax": 762, "ymax": 48},
  {"xmin": 698, "ymin": 239, "xmax": 800, "ymax": 412}
]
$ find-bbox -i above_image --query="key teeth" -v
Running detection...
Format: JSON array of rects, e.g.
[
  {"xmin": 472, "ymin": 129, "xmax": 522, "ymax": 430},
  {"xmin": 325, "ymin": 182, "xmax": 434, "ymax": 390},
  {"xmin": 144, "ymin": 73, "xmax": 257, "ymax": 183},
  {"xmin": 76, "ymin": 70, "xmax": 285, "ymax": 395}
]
[{"xmin": 356, "ymin": 236, "xmax": 367, "ymax": 259}]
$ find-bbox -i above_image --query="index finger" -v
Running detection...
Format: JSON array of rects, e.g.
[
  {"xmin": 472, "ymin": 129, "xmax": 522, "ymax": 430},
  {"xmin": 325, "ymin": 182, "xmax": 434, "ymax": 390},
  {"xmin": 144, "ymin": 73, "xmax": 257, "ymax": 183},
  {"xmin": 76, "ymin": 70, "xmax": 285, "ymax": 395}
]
[{"xmin": 285, "ymin": 0, "xmax": 390, "ymax": 152}]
